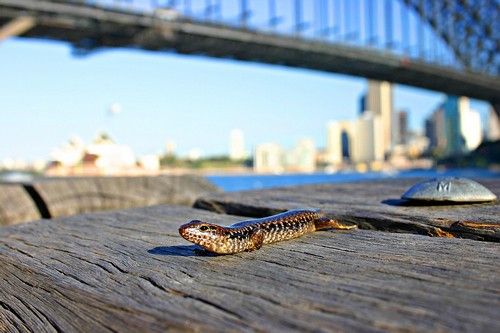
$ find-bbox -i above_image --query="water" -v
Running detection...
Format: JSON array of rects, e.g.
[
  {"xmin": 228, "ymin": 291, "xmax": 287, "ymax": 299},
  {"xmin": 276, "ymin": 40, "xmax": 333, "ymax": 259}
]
[
  {"xmin": 2, "ymin": 168, "xmax": 497, "ymax": 192},
  {"xmin": 0, "ymin": 171, "xmax": 36, "ymax": 183},
  {"xmin": 207, "ymin": 168, "xmax": 500, "ymax": 192}
]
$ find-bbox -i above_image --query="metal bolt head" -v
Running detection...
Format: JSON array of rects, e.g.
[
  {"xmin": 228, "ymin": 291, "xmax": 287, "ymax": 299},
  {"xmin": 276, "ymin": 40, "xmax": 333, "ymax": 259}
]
[{"xmin": 401, "ymin": 177, "xmax": 497, "ymax": 203}]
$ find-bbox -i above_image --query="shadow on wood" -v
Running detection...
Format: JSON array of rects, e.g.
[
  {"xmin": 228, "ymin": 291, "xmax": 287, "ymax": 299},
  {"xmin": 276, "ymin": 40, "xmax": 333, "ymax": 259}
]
[{"xmin": 148, "ymin": 245, "xmax": 215, "ymax": 257}]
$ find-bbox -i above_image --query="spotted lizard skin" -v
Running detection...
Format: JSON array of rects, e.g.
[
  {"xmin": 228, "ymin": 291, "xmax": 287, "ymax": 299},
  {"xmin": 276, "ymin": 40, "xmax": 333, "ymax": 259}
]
[{"xmin": 179, "ymin": 209, "xmax": 356, "ymax": 254}]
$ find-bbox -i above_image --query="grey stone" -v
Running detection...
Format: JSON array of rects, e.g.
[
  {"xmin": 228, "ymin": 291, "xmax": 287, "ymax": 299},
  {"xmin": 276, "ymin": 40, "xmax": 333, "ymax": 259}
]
[{"xmin": 401, "ymin": 177, "xmax": 497, "ymax": 203}]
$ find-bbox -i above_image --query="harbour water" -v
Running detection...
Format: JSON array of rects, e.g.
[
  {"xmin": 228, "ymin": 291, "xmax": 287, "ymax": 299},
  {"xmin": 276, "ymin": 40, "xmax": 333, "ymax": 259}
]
[
  {"xmin": 207, "ymin": 168, "xmax": 500, "ymax": 192},
  {"xmin": 1, "ymin": 168, "xmax": 498, "ymax": 193}
]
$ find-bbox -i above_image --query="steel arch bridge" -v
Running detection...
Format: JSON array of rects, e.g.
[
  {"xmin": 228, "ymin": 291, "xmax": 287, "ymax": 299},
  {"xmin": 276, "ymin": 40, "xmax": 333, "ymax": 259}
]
[
  {"xmin": 0, "ymin": 0, "xmax": 499, "ymax": 104},
  {"xmin": 403, "ymin": 0, "xmax": 498, "ymax": 77}
]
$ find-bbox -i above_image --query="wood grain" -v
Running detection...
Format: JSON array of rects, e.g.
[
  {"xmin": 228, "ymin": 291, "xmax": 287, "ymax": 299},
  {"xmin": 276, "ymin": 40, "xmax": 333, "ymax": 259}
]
[
  {"xmin": 0, "ymin": 184, "xmax": 41, "ymax": 226},
  {"xmin": 1, "ymin": 205, "xmax": 499, "ymax": 332},
  {"xmin": 0, "ymin": 175, "xmax": 219, "ymax": 225},
  {"xmin": 195, "ymin": 178, "xmax": 500, "ymax": 241},
  {"xmin": 31, "ymin": 175, "xmax": 219, "ymax": 218}
]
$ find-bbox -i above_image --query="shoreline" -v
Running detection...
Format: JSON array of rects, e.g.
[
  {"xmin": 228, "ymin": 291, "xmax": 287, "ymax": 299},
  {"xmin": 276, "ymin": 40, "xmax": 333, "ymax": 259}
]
[{"xmin": 2, "ymin": 166, "xmax": 499, "ymax": 182}]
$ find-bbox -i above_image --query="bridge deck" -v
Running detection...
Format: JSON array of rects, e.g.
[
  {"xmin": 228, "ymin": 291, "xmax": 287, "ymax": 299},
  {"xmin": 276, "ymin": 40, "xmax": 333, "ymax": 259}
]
[
  {"xmin": 0, "ymin": 179, "xmax": 499, "ymax": 332},
  {"xmin": 1, "ymin": 0, "xmax": 499, "ymax": 102}
]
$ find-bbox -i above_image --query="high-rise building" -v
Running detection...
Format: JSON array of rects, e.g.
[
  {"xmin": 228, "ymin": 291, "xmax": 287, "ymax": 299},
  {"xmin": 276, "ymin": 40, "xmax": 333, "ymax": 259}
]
[
  {"xmin": 424, "ymin": 118, "xmax": 436, "ymax": 149},
  {"xmin": 358, "ymin": 94, "xmax": 366, "ymax": 115},
  {"xmin": 351, "ymin": 111, "xmax": 384, "ymax": 163},
  {"xmin": 229, "ymin": 129, "xmax": 246, "ymax": 160},
  {"xmin": 325, "ymin": 121, "xmax": 354, "ymax": 165},
  {"xmin": 460, "ymin": 107, "xmax": 482, "ymax": 151},
  {"xmin": 426, "ymin": 99, "xmax": 452, "ymax": 154},
  {"xmin": 286, "ymin": 138, "xmax": 317, "ymax": 172},
  {"xmin": 432, "ymin": 105, "xmax": 448, "ymax": 151},
  {"xmin": 487, "ymin": 107, "xmax": 500, "ymax": 141},
  {"xmin": 254, "ymin": 143, "xmax": 284, "ymax": 173},
  {"xmin": 364, "ymin": 80, "xmax": 393, "ymax": 156},
  {"xmin": 397, "ymin": 110, "xmax": 409, "ymax": 145},
  {"xmin": 425, "ymin": 96, "xmax": 477, "ymax": 156},
  {"xmin": 443, "ymin": 96, "xmax": 464, "ymax": 155},
  {"xmin": 425, "ymin": 103, "xmax": 446, "ymax": 153}
]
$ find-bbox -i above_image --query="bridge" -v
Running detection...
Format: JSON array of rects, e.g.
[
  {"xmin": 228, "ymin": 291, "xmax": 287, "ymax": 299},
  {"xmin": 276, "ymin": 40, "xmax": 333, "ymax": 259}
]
[{"xmin": 0, "ymin": 0, "xmax": 499, "ymax": 106}]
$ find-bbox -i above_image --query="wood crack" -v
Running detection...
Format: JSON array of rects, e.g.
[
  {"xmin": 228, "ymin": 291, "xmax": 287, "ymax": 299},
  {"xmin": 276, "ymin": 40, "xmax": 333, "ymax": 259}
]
[
  {"xmin": 0, "ymin": 202, "xmax": 498, "ymax": 332},
  {"xmin": 138, "ymin": 276, "xmax": 246, "ymax": 323},
  {"xmin": 178, "ymin": 292, "xmax": 245, "ymax": 322},
  {"xmin": 0, "ymin": 300, "xmax": 30, "ymax": 332},
  {"xmin": 195, "ymin": 179, "xmax": 499, "ymax": 243}
]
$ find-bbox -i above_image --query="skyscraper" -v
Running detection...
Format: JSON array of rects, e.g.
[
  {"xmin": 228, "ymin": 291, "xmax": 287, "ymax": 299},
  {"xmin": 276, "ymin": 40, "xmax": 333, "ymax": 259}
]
[
  {"xmin": 460, "ymin": 107, "xmax": 482, "ymax": 151},
  {"xmin": 358, "ymin": 93, "xmax": 366, "ymax": 115},
  {"xmin": 325, "ymin": 121, "xmax": 354, "ymax": 165},
  {"xmin": 434, "ymin": 108, "xmax": 447, "ymax": 150},
  {"xmin": 254, "ymin": 143, "xmax": 284, "ymax": 173},
  {"xmin": 425, "ymin": 107, "xmax": 446, "ymax": 152},
  {"xmin": 487, "ymin": 107, "xmax": 500, "ymax": 141},
  {"xmin": 424, "ymin": 118, "xmax": 436, "ymax": 149},
  {"xmin": 397, "ymin": 110, "xmax": 409, "ymax": 145},
  {"xmin": 229, "ymin": 129, "xmax": 246, "ymax": 160},
  {"xmin": 365, "ymin": 80, "xmax": 393, "ymax": 156},
  {"xmin": 351, "ymin": 111, "xmax": 384, "ymax": 163},
  {"xmin": 443, "ymin": 96, "xmax": 466, "ymax": 156},
  {"xmin": 426, "ymin": 96, "xmax": 477, "ymax": 156}
]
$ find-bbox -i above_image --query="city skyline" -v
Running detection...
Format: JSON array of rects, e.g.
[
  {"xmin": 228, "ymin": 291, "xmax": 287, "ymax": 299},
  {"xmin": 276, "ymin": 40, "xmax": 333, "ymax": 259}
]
[
  {"xmin": 0, "ymin": 38, "xmax": 493, "ymax": 163},
  {"xmin": 4, "ymin": 93, "xmax": 495, "ymax": 174}
]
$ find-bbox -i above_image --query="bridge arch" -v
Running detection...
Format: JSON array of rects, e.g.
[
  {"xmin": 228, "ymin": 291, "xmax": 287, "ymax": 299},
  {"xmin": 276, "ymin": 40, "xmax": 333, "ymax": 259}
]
[{"xmin": 0, "ymin": 0, "xmax": 498, "ymax": 103}]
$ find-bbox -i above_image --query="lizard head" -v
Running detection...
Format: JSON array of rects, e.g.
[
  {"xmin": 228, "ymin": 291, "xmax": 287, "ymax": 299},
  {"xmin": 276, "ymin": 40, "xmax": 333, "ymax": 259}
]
[{"xmin": 178, "ymin": 220, "xmax": 226, "ymax": 250}]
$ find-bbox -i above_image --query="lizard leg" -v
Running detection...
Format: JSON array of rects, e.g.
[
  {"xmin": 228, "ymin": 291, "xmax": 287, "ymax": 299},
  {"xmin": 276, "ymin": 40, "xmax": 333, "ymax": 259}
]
[
  {"xmin": 246, "ymin": 229, "xmax": 265, "ymax": 252},
  {"xmin": 314, "ymin": 217, "xmax": 357, "ymax": 231}
]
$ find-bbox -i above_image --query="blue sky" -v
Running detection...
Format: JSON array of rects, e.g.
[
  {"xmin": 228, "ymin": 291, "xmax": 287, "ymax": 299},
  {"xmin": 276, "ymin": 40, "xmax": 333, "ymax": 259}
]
[{"xmin": 0, "ymin": 38, "xmax": 490, "ymax": 161}]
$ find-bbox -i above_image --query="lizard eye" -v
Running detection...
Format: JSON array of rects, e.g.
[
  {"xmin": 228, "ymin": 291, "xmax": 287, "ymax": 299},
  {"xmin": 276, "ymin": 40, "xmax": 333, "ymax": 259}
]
[{"xmin": 199, "ymin": 225, "xmax": 209, "ymax": 231}]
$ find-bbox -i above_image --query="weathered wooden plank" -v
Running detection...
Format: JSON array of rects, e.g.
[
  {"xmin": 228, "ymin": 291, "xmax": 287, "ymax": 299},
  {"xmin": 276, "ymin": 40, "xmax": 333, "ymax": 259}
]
[
  {"xmin": 21, "ymin": 175, "xmax": 219, "ymax": 220},
  {"xmin": 1, "ymin": 205, "xmax": 499, "ymax": 332},
  {"xmin": 195, "ymin": 178, "xmax": 500, "ymax": 241},
  {"xmin": 0, "ymin": 184, "xmax": 41, "ymax": 226}
]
